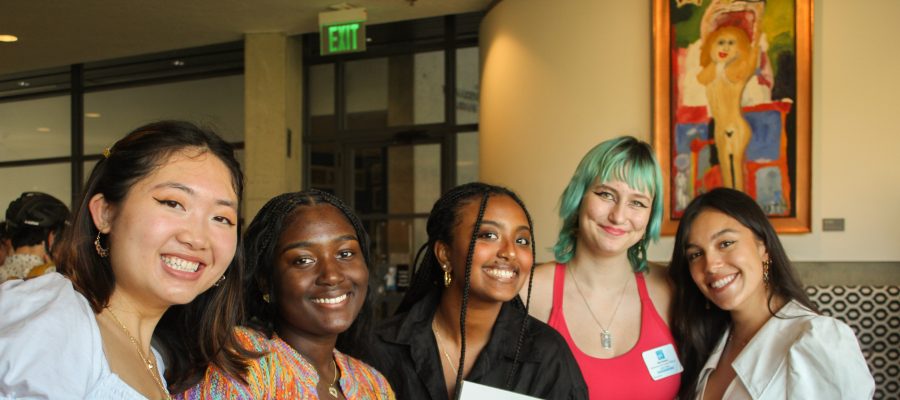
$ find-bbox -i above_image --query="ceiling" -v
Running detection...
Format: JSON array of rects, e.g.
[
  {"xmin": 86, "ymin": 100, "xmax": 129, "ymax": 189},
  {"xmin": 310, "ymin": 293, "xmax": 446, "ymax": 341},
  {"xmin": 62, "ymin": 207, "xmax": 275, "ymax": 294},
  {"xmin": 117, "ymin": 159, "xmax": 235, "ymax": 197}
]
[{"xmin": 0, "ymin": 0, "xmax": 491, "ymax": 76}]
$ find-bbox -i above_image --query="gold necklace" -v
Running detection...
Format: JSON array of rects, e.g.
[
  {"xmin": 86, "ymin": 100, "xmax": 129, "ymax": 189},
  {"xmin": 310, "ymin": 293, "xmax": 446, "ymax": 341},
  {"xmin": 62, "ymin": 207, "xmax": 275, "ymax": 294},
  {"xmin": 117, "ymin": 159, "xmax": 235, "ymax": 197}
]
[
  {"xmin": 328, "ymin": 360, "xmax": 340, "ymax": 398},
  {"xmin": 569, "ymin": 266, "xmax": 631, "ymax": 350},
  {"xmin": 311, "ymin": 359, "xmax": 340, "ymax": 398},
  {"xmin": 104, "ymin": 308, "xmax": 171, "ymax": 400},
  {"xmin": 431, "ymin": 320, "xmax": 456, "ymax": 369}
]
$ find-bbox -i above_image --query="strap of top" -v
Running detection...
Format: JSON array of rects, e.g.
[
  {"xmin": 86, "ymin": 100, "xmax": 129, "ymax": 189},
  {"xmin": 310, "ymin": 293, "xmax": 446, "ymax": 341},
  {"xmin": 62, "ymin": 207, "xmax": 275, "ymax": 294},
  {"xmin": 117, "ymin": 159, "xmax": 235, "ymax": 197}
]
[
  {"xmin": 635, "ymin": 271, "xmax": 651, "ymax": 300},
  {"xmin": 552, "ymin": 263, "xmax": 566, "ymax": 309}
]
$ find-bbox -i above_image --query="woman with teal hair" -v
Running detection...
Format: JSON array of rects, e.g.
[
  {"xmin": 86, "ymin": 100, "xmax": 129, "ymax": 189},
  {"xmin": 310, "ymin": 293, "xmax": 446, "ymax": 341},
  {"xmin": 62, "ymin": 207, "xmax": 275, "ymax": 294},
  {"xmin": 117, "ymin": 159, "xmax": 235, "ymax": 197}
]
[{"xmin": 522, "ymin": 136, "xmax": 681, "ymax": 399}]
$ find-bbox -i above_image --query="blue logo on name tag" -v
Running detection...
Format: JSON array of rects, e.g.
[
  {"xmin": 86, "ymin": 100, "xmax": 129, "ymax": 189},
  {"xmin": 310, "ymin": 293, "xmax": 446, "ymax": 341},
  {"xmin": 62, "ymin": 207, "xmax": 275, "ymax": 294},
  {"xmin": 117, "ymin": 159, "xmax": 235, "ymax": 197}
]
[{"xmin": 656, "ymin": 350, "xmax": 665, "ymax": 360}]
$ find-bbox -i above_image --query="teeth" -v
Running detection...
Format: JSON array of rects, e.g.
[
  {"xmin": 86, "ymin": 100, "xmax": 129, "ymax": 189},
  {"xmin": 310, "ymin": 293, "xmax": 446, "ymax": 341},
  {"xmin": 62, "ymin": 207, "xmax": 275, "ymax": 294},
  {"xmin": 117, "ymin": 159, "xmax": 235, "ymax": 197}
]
[
  {"xmin": 484, "ymin": 268, "xmax": 516, "ymax": 280},
  {"xmin": 710, "ymin": 274, "xmax": 736, "ymax": 289},
  {"xmin": 162, "ymin": 255, "xmax": 199, "ymax": 272},
  {"xmin": 311, "ymin": 293, "xmax": 348, "ymax": 304}
]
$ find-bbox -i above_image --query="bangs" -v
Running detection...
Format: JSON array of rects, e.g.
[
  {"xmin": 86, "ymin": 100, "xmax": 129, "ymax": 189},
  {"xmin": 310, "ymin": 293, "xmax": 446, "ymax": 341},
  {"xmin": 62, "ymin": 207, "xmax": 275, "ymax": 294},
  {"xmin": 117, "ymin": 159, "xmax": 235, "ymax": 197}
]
[{"xmin": 597, "ymin": 153, "xmax": 658, "ymax": 198}]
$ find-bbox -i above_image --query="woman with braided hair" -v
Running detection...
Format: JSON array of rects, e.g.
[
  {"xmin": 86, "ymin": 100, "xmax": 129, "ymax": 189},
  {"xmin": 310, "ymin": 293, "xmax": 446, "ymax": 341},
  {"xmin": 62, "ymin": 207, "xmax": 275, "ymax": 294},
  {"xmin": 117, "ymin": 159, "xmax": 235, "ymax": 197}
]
[
  {"xmin": 178, "ymin": 189, "xmax": 394, "ymax": 399},
  {"xmin": 362, "ymin": 182, "xmax": 586, "ymax": 399}
]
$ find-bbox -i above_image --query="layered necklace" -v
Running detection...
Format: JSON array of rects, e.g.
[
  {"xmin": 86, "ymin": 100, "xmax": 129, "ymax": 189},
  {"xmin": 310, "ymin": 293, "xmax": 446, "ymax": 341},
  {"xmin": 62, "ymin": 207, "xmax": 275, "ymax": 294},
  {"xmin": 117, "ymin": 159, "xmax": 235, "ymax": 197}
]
[
  {"xmin": 104, "ymin": 308, "xmax": 172, "ymax": 400},
  {"xmin": 568, "ymin": 266, "xmax": 631, "ymax": 350}
]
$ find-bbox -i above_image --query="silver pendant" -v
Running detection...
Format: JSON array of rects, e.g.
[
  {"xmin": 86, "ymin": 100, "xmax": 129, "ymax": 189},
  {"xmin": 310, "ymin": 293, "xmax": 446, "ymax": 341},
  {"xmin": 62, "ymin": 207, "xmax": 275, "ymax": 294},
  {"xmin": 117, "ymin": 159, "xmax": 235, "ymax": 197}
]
[
  {"xmin": 601, "ymin": 330, "xmax": 612, "ymax": 349},
  {"xmin": 328, "ymin": 386, "xmax": 339, "ymax": 398}
]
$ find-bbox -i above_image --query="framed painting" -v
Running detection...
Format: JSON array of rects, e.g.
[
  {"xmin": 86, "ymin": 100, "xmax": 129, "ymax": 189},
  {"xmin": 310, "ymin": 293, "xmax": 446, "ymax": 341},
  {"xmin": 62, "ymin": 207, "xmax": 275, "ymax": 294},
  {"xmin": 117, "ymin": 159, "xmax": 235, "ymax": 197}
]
[{"xmin": 653, "ymin": 0, "xmax": 812, "ymax": 234}]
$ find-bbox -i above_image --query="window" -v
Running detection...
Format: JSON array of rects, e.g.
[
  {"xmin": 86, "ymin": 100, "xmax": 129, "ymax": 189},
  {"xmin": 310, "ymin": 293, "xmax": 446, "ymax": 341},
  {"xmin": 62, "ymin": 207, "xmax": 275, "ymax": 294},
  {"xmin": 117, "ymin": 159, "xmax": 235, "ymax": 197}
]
[
  {"xmin": 0, "ymin": 43, "xmax": 244, "ymax": 209},
  {"xmin": 303, "ymin": 13, "xmax": 482, "ymax": 318}
]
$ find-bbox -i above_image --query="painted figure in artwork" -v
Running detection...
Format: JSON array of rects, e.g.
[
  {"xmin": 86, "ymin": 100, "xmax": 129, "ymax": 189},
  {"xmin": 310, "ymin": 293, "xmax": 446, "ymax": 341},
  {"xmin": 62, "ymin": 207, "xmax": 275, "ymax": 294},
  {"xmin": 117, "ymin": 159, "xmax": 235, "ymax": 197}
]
[{"xmin": 697, "ymin": 23, "xmax": 759, "ymax": 191}]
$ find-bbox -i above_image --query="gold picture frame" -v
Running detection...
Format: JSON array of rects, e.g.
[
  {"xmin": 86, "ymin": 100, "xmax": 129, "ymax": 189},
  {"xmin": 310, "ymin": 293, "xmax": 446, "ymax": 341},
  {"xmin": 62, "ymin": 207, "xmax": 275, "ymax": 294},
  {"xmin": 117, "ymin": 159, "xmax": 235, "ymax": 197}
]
[{"xmin": 653, "ymin": 0, "xmax": 812, "ymax": 234}]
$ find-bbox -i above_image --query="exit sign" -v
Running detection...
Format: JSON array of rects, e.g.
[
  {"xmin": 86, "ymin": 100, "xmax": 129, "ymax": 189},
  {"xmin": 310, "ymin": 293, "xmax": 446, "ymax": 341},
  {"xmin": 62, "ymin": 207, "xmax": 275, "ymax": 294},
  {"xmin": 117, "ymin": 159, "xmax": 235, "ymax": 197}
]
[{"xmin": 319, "ymin": 8, "xmax": 367, "ymax": 56}]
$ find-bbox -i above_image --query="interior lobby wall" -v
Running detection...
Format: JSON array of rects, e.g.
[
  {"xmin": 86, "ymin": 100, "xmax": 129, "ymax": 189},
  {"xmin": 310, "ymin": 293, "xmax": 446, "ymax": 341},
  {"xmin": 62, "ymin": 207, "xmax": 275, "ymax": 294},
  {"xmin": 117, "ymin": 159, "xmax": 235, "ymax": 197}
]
[{"xmin": 480, "ymin": 1, "xmax": 900, "ymax": 268}]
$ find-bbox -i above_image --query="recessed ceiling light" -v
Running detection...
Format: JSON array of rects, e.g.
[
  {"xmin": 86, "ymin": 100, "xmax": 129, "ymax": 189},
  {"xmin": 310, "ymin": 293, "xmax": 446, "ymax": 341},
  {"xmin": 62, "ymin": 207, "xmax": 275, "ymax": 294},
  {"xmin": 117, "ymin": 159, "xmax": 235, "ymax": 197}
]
[
  {"xmin": 0, "ymin": 35, "xmax": 18, "ymax": 43},
  {"xmin": 17, "ymin": 81, "xmax": 29, "ymax": 87},
  {"xmin": 172, "ymin": 60, "xmax": 185, "ymax": 67},
  {"xmin": 36, "ymin": 127, "xmax": 51, "ymax": 133},
  {"xmin": 85, "ymin": 112, "xmax": 101, "ymax": 118}
]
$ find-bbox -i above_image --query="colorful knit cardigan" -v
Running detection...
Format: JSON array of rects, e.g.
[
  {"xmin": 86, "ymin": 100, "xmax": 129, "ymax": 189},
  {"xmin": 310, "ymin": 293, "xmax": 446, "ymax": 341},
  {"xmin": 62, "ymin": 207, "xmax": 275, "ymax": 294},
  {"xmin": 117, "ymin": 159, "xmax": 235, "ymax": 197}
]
[{"xmin": 176, "ymin": 327, "xmax": 395, "ymax": 400}]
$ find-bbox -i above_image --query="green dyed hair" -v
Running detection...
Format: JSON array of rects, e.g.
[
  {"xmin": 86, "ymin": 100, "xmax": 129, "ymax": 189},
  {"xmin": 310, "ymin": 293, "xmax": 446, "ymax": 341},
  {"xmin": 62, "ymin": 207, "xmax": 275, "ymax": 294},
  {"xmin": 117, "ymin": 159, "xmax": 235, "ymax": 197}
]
[{"xmin": 552, "ymin": 136, "xmax": 664, "ymax": 272}]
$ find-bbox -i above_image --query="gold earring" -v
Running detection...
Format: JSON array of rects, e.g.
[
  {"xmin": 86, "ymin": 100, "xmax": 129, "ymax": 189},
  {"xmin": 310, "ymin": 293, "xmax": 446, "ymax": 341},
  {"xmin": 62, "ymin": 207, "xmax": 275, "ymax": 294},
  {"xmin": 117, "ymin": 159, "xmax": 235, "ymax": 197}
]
[
  {"xmin": 763, "ymin": 259, "xmax": 771, "ymax": 285},
  {"xmin": 94, "ymin": 232, "xmax": 109, "ymax": 258},
  {"xmin": 443, "ymin": 265, "xmax": 452, "ymax": 288},
  {"xmin": 262, "ymin": 293, "xmax": 270, "ymax": 303}
]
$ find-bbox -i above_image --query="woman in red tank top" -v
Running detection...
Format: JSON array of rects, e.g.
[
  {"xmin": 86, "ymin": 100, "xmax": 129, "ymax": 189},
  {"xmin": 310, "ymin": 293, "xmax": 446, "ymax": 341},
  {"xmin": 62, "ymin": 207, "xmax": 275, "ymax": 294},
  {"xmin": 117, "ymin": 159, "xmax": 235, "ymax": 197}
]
[{"xmin": 523, "ymin": 136, "xmax": 681, "ymax": 399}]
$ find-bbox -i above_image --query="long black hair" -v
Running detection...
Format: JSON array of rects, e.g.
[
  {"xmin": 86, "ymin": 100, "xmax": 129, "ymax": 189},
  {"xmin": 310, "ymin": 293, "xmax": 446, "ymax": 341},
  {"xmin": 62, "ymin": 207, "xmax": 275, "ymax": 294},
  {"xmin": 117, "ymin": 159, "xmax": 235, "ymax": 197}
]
[
  {"xmin": 396, "ymin": 182, "xmax": 536, "ymax": 399},
  {"xmin": 55, "ymin": 120, "xmax": 254, "ymax": 391},
  {"xmin": 668, "ymin": 188, "xmax": 816, "ymax": 399},
  {"xmin": 242, "ymin": 189, "xmax": 374, "ymax": 354}
]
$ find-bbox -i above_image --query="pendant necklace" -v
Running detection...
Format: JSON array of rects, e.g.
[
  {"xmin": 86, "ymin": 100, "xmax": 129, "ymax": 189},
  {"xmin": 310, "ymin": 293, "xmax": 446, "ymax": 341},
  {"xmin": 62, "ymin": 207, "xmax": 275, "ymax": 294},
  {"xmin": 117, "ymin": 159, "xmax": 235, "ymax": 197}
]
[
  {"xmin": 569, "ymin": 266, "xmax": 631, "ymax": 350},
  {"xmin": 104, "ymin": 308, "xmax": 172, "ymax": 400},
  {"xmin": 326, "ymin": 360, "xmax": 340, "ymax": 398},
  {"xmin": 274, "ymin": 332, "xmax": 341, "ymax": 398},
  {"xmin": 310, "ymin": 358, "xmax": 341, "ymax": 398}
]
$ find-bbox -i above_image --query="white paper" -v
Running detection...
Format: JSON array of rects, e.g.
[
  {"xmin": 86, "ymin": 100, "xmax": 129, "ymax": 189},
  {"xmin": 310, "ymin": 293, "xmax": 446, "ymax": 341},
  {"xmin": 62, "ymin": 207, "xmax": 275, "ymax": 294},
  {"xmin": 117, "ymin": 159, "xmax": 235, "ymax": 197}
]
[{"xmin": 459, "ymin": 381, "xmax": 543, "ymax": 400}]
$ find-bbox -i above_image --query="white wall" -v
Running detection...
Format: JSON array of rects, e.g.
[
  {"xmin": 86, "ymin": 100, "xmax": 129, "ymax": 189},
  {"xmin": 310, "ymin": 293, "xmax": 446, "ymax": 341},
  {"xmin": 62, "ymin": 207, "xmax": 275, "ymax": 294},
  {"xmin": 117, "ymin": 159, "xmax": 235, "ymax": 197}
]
[{"xmin": 480, "ymin": 1, "xmax": 900, "ymax": 263}]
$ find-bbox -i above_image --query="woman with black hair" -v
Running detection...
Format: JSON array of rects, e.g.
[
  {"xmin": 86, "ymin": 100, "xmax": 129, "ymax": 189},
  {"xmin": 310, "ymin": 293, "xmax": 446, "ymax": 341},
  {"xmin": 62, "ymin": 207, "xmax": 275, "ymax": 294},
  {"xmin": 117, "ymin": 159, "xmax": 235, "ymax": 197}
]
[
  {"xmin": 0, "ymin": 121, "xmax": 254, "ymax": 399},
  {"xmin": 669, "ymin": 188, "xmax": 873, "ymax": 399},
  {"xmin": 178, "ymin": 189, "xmax": 394, "ymax": 399},
  {"xmin": 363, "ymin": 182, "xmax": 587, "ymax": 400}
]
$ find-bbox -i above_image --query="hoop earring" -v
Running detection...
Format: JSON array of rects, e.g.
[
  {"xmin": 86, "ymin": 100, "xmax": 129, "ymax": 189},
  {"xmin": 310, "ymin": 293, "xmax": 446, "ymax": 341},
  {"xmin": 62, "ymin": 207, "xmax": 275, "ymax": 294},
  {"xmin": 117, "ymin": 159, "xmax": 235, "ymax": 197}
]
[
  {"xmin": 443, "ymin": 265, "xmax": 452, "ymax": 288},
  {"xmin": 763, "ymin": 259, "xmax": 771, "ymax": 286},
  {"xmin": 213, "ymin": 275, "xmax": 226, "ymax": 287},
  {"xmin": 94, "ymin": 232, "xmax": 109, "ymax": 258}
]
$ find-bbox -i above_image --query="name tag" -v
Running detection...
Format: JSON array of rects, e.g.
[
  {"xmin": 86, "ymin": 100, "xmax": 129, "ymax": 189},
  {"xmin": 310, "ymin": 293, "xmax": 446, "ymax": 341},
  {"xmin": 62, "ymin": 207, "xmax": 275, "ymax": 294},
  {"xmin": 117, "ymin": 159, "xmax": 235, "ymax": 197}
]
[{"xmin": 642, "ymin": 344, "xmax": 683, "ymax": 381}]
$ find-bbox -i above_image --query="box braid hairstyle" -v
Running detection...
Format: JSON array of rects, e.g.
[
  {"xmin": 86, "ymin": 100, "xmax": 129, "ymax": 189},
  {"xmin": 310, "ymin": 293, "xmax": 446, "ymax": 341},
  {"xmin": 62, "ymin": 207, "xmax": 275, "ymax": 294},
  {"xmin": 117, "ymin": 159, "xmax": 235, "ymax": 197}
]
[
  {"xmin": 395, "ymin": 182, "xmax": 536, "ymax": 399},
  {"xmin": 242, "ymin": 189, "xmax": 374, "ymax": 355}
]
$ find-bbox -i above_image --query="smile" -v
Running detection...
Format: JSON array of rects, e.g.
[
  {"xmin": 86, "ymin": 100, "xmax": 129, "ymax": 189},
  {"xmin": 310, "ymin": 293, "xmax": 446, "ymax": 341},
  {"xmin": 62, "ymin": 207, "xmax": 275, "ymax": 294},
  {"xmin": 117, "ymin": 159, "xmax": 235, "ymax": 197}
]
[
  {"xmin": 601, "ymin": 225, "xmax": 627, "ymax": 236},
  {"xmin": 162, "ymin": 255, "xmax": 200, "ymax": 273},
  {"xmin": 718, "ymin": 51, "xmax": 728, "ymax": 58},
  {"xmin": 710, "ymin": 274, "xmax": 737, "ymax": 289},
  {"xmin": 484, "ymin": 267, "xmax": 517, "ymax": 280},
  {"xmin": 311, "ymin": 293, "xmax": 349, "ymax": 304}
]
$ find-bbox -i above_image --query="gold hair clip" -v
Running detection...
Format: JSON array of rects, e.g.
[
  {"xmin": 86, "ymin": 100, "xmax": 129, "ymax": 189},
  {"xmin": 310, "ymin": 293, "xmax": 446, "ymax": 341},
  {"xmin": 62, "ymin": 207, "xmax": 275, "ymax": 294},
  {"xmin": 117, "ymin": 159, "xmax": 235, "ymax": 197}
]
[{"xmin": 102, "ymin": 148, "xmax": 111, "ymax": 158}]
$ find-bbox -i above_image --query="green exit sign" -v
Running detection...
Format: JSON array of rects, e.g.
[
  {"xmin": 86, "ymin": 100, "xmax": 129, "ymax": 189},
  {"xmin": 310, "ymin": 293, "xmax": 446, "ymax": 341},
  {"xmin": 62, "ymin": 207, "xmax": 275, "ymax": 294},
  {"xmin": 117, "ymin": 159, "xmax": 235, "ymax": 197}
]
[
  {"xmin": 319, "ymin": 8, "xmax": 367, "ymax": 56},
  {"xmin": 321, "ymin": 22, "xmax": 365, "ymax": 55}
]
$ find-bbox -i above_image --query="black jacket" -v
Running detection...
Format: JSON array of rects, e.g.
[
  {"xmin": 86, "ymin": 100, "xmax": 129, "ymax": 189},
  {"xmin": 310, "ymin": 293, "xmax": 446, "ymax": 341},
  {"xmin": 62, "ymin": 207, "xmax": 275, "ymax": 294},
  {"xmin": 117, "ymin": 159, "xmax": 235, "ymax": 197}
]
[{"xmin": 363, "ymin": 290, "xmax": 588, "ymax": 400}]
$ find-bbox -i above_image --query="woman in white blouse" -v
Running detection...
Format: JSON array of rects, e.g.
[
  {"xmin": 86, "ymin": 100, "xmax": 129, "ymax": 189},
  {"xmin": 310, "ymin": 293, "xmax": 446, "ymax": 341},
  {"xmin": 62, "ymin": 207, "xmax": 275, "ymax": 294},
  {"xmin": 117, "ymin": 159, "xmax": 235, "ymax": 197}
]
[
  {"xmin": 0, "ymin": 121, "xmax": 255, "ymax": 399},
  {"xmin": 668, "ymin": 188, "xmax": 873, "ymax": 399}
]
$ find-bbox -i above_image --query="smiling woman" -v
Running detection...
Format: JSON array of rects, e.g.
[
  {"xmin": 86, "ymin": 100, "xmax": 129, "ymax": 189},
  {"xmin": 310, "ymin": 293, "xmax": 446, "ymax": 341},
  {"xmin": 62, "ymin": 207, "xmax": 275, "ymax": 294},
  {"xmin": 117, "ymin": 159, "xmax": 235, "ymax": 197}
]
[
  {"xmin": 524, "ymin": 136, "xmax": 679, "ymax": 400},
  {"xmin": 669, "ymin": 188, "xmax": 873, "ymax": 399},
  {"xmin": 176, "ymin": 189, "xmax": 394, "ymax": 399},
  {"xmin": 359, "ymin": 182, "xmax": 587, "ymax": 400},
  {"xmin": 0, "ymin": 121, "xmax": 255, "ymax": 399}
]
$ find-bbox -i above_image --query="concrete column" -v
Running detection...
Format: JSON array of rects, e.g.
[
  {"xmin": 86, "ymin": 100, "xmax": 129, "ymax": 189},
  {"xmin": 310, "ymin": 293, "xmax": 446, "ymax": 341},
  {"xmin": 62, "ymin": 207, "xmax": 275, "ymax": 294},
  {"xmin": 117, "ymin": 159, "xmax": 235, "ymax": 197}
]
[{"xmin": 243, "ymin": 33, "xmax": 303, "ymax": 221}]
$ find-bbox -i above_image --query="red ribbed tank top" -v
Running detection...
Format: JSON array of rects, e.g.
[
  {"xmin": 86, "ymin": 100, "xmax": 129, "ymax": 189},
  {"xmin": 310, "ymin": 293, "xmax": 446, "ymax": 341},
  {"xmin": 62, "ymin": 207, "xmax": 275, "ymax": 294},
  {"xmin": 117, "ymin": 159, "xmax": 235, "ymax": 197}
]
[{"xmin": 547, "ymin": 263, "xmax": 681, "ymax": 399}]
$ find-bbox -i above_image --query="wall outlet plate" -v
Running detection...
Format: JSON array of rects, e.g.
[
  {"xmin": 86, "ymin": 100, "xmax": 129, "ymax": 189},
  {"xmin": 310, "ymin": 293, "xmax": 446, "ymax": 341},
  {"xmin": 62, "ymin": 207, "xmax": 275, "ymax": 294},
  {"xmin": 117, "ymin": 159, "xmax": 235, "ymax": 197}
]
[{"xmin": 822, "ymin": 218, "xmax": 845, "ymax": 232}]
